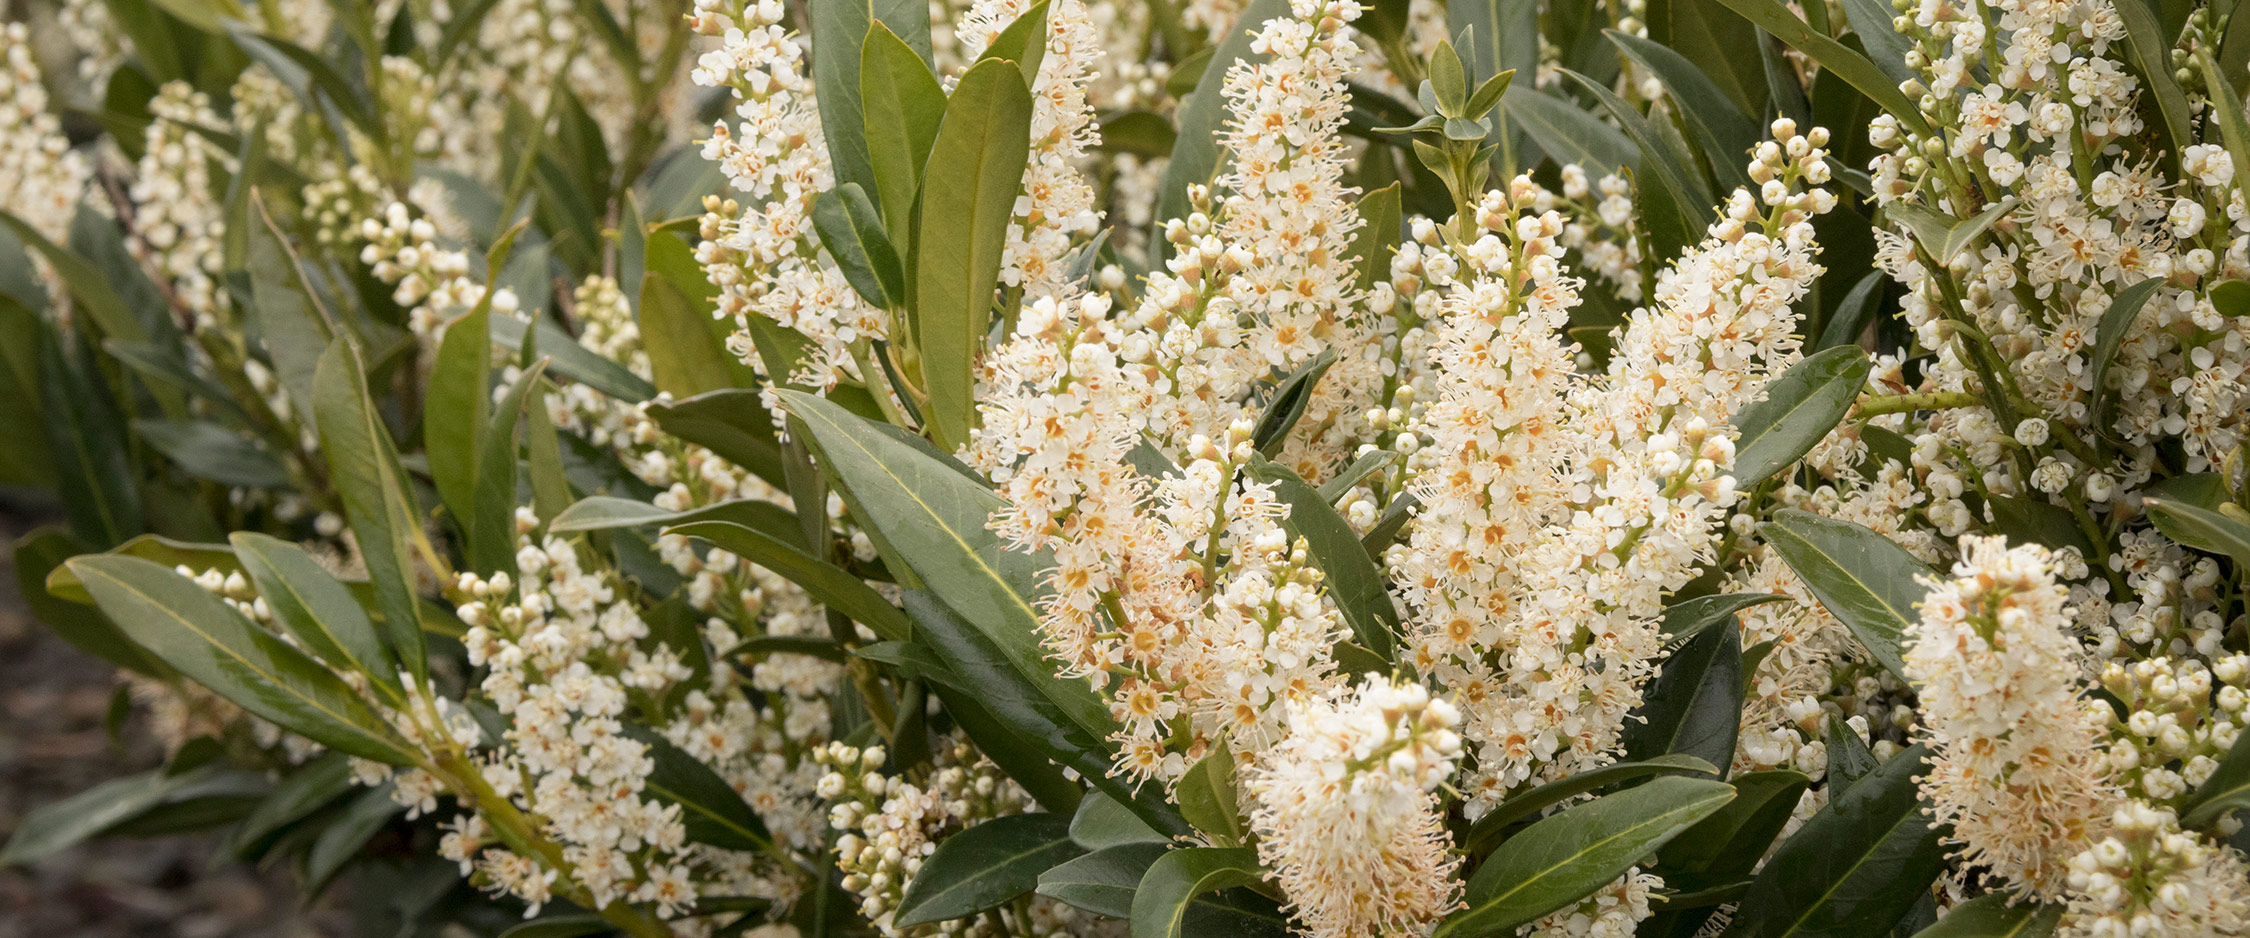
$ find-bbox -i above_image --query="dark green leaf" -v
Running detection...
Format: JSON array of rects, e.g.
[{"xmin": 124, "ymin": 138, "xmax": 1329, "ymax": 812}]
[
  {"xmin": 2183, "ymin": 713, "xmax": 2250, "ymax": 828},
  {"xmin": 1726, "ymin": 745, "xmax": 1944, "ymax": 938},
  {"xmin": 133, "ymin": 419, "xmax": 289, "ymax": 489},
  {"xmin": 1071, "ymin": 790, "xmax": 1167, "ymax": 850},
  {"xmin": 1242, "ymin": 455, "xmax": 1400, "ymax": 660},
  {"xmin": 39, "ymin": 329, "xmax": 141, "ymax": 547},
  {"xmin": 233, "ymin": 752, "xmax": 354, "ymax": 860},
  {"xmin": 1825, "ymin": 716, "xmax": 1878, "ymax": 799},
  {"xmin": 1176, "ymin": 743, "xmax": 1246, "ymax": 847},
  {"xmin": 2088, "ymin": 279, "xmax": 2163, "ymax": 432},
  {"xmin": 1886, "ymin": 200, "xmax": 2015, "ymax": 269},
  {"xmin": 1661, "ymin": 593, "xmax": 1789, "ymax": 644},
  {"xmin": 488, "ymin": 315, "xmax": 659, "ymax": 403},
  {"xmin": 303, "ymin": 782, "xmax": 404, "ymax": 892},
  {"xmin": 1038, "ymin": 842, "xmax": 1169, "ymax": 918},
  {"xmin": 1608, "ymin": 30, "xmax": 1759, "ymax": 191},
  {"xmin": 666, "ymin": 519, "xmax": 911, "ymax": 642},
  {"xmin": 1464, "ymin": 754, "xmax": 1720, "ymax": 854},
  {"xmin": 1130, "ymin": 846, "xmax": 1267, "ymax": 938},
  {"xmin": 815, "ymin": 183, "xmax": 907, "ymax": 309},
  {"xmin": 1731, "ymin": 346, "xmax": 1873, "ymax": 488},
  {"xmin": 1621, "ymin": 623, "xmax": 1743, "ymax": 771},
  {"xmin": 1703, "ymin": 0, "xmax": 1931, "ymax": 136},
  {"xmin": 496, "ymin": 915, "xmax": 613, "ymax": 938},
  {"xmin": 643, "ymin": 389, "xmax": 788, "ymax": 490},
  {"xmin": 630, "ymin": 726, "xmax": 773, "ymax": 852},
  {"xmin": 1350, "ymin": 183, "xmax": 1403, "ymax": 291},
  {"xmin": 895, "ymin": 813, "xmax": 1083, "ymax": 927},
  {"xmin": 1759, "ymin": 509, "xmax": 1933, "ymax": 680},
  {"xmin": 1659, "ymin": 770, "xmax": 1810, "ymax": 875},
  {"xmin": 640, "ymin": 233, "xmax": 741, "ymax": 399},
  {"xmin": 3, "ymin": 766, "xmax": 267, "ymax": 865},
  {"xmin": 14, "ymin": 529, "xmax": 167, "ymax": 675},
  {"xmin": 1438, "ymin": 777, "xmax": 1737, "ymax": 938},
  {"xmin": 429, "ymin": 303, "xmax": 494, "ymax": 544},
  {"xmin": 1907, "ymin": 894, "xmax": 2062, "ymax": 938},
  {"xmin": 1502, "ymin": 86, "xmax": 1640, "ymax": 175},
  {"xmin": 1251, "ymin": 349, "xmax": 1337, "ymax": 457}
]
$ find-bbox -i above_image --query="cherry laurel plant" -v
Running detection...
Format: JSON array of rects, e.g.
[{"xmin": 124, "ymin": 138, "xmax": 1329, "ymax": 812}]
[{"xmin": 3, "ymin": 0, "xmax": 2250, "ymax": 935}]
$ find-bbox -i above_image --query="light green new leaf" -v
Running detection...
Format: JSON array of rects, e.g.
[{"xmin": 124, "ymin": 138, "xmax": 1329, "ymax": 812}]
[
  {"xmin": 1730, "ymin": 346, "xmax": 1872, "ymax": 488},
  {"xmin": 1726, "ymin": 745, "xmax": 1945, "ymax": 938},
  {"xmin": 975, "ymin": 0, "xmax": 1051, "ymax": 85},
  {"xmin": 230, "ymin": 532, "xmax": 404, "ymax": 705},
  {"xmin": 1438, "ymin": 777, "xmax": 1736, "ymax": 938},
  {"xmin": 63, "ymin": 555, "xmax": 415, "ymax": 764},
  {"xmin": 1909, "ymin": 894, "xmax": 2063, "ymax": 938},
  {"xmin": 312, "ymin": 339, "xmax": 429, "ymax": 683},
  {"xmin": 1887, "ymin": 199, "xmax": 2016, "ymax": 268},
  {"xmin": 896, "ymin": 813, "xmax": 1083, "ymax": 927},
  {"xmin": 2145, "ymin": 498, "xmax": 2250, "ymax": 570},
  {"xmin": 861, "ymin": 21, "xmax": 948, "ymax": 246},
  {"xmin": 1759, "ymin": 509, "xmax": 1933, "ymax": 680},
  {"xmin": 1176, "ymin": 743, "xmax": 1247, "ymax": 847},
  {"xmin": 1130, "ymin": 847, "xmax": 1267, "ymax": 938},
  {"xmin": 1462, "ymin": 754, "xmax": 1719, "ymax": 854},
  {"xmin": 912, "ymin": 58, "xmax": 1034, "ymax": 450}
]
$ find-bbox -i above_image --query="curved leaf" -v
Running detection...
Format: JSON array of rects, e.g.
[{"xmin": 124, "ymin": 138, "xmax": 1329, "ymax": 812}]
[
  {"xmin": 628, "ymin": 726, "xmax": 772, "ymax": 853},
  {"xmin": 1242, "ymin": 455, "xmax": 1399, "ymax": 661},
  {"xmin": 2182, "ymin": 719, "xmax": 2250, "ymax": 828},
  {"xmin": 1070, "ymin": 791, "xmax": 1167, "ymax": 850},
  {"xmin": 63, "ymin": 555, "xmax": 415, "ymax": 764},
  {"xmin": 1759, "ymin": 509, "xmax": 1933, "ymax": 680},
  {"xmin": 666, "ymin": 519, "xmax": 911, "ymax": 642},
  {"xmin": 312, "ymin": 338, "xmax": 429, "ymax": 682},
  {"xmin": 1731, "ymin": 346, "xmax": 1872, "ymax": 488},
  {"xmin": 895, "ymin": 813, "xmax": 1083, "ymax": 927},
  {"xmin": 2145, "ymin": 497, "xmax": 2250, "ymax": 570},
  {"xmin": 1726, "ymin": 745, "xmax": 1944, "ymax": 938},
  {"xmin": 1661, "ymin": 592, "xmax": 1790, "ymax": 644},
  {"xmin": 1039, "ymin": 842, "xmax": 1169, "ymax": 917},
  {"xmin": 2087, "ymin": 279, "xmax": 2165, "ymax": 432},
  {"xmin": 1176, "ymin": 743, "xmax": 1247, "ymax": 847},
  {"xmin": 1438, "ymin": 777, "xmax": 1736, "ymax": 938},
  {"xmin": 1464, "ymin": 754, "xmax": 1720, "ymax": 854},
  {"xmin": 1621, "ymin": 621, "xmax": 1743, "ymax": 771},
  {"xmin": 1130, "ymin": 846, "xmax": 1267, "ymax": 938}
]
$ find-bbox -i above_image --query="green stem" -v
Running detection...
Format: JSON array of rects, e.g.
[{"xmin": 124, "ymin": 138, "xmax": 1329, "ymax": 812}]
[{"xmin": 1854, "ymin": 390, "xmax": 1981, "ymax": 416}]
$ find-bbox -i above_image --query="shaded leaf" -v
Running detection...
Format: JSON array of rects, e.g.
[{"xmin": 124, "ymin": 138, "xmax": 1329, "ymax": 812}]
[
  {"xmin": 895, "ymin": 813, "xmax": 1082, "ymax": 927},
  {"xmin": 1726, "ymin": 745, "xmax": 1945, "ymax": 938},
  {"xmin": 1464, "ymin": 754, "xmax": 1720, "ymax": 854},
  {"xmin": 1130, "ymin": 847, "xmax": 1267, "ymax": 938},
  {"xmin": 231, "ymin": 532, "xmax": 404, "ymax": 704}
]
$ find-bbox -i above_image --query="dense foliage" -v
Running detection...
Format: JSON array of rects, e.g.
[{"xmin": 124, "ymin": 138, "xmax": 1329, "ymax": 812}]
[{"xmin": 3, "ymin": 0, "xmax": 2250, "ymax": 935}]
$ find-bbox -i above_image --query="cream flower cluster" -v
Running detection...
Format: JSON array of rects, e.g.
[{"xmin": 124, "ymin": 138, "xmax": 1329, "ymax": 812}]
[
  {"xmin": 1906, "ymin": 536, "xmax": 2250, "ymax": 936},
  {"xmin": 356, "ymin": 201, "xmax": 517, "ymax": 340},
  {"xmin": 1905, "ymin": 535, "xmax": 2117, "ymax": 894},
  {"xmin": 132, "ymin": 82, "xmax": 232, "ymax": 326},
  {"xmin": 811, "ymin": 742, "xmax": 1086, "ymax": 938},
  {"xmin": 0, "ymin": 24, "xmax": 88, "ymax": 248},
  {"xmin": 1246, "ymin": 676, "xmax": 1465, "ymax": 938},
  {"xmin": 1399, "ymin": 121, "xmax": 1835, "ymax": 807},
  {"xmin": 692, "ymin": 0, "xmax": 886, "ymax": 395}
]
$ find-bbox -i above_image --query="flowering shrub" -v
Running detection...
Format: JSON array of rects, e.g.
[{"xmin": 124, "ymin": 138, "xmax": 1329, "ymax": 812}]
[{"xmin": 4, "ymin": 0, "xmax": 2250, "ymax": 935}]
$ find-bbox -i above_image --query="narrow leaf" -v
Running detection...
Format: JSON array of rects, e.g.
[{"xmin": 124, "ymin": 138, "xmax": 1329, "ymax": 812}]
[
  {"xmin": 1730, "ymin": 346, "xmax": 1873, "ymax": 488},
  {"xmin": 1759, "ymin": 509, "xmax": 1933, "ymax": 679},
  {"xmin": 895, "ymin": 813, "xmax": 1082, "ymax": 927}
]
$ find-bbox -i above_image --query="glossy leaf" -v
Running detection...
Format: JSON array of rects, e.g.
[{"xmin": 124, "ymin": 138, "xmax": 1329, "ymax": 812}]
[
  {"xmin": 1242, "ymin": 455, "xmax": 1400, "ymax": 661},
  {"xmin": 1907, "ymin": 894, "xmax": 2063, "ymax": 938},
  {"xmin": 1659, "ymin": 770, "xmax": 1812, "ymax": 875},
  {"xmin": 1038, "ymin": 842, "xmax": 1169, "ymax": 918},
  {"xmin": 1251, "ymin": 349, "xmax": 1337, "ymax": 457},
  {"xmin": 913, "ymin": 59, "xmax": 1034, "ymax": 449},
  {"xmin": 1731, "ymin": 346, "xmax": 1872, "ymax": 488},
  {"xmin": 1464, "ymin": 754, "xmax": 1720, "ymax": 854},
  {"xmin": 1438, "ymin": 777, "xmax": 1737, "ymax": 938},
  {"xmin": 1070, "ymin": 790, "xmax": 1167, "ymax": 850},
  {"xmin": 643, "ymin": 389, "xmax": 787, "ymax": 490},
  {"xmin": 1825, "ymin": 716, "xmax": 1879, "ymax": 799},
  {"xmin": 1759, "ymin": 509, "xmax": 1933, "ymax": 680},
  {"xmin": 550, "ymin": 495, "xmax": 798, "ymax": 540},
  {"xmin": 1661, "ymin": 592, "xmax": 1789, "ymax": 644},
  {"xmin": 64, "ymin": 555, "xmax": 415, "ymax": 764},
  {"xmin": 2084, "ymin": 279, "xmax": 2165, "ymax": 432},
  {"xmin": 1726, "ymin": 745, "xmax": 1945, "ymax": 938},
  {"xmin": 895, "ymin": 813, "xmax": 1083, "ymax": 927},
  {"xmin": 1624, "ymin": 620, "xmax": 1743, "ymax": 772},
  {"xmin": 1502, "ymin": 86, "xmax": 1640, "ymax": 175},
  {"xmin": 1608, "ymin": 30, "xmax": 1759, "ymax": 191},
  {"xmin": 1130, "ymin": 846, "xmax": 1267, "ymax": 938}
]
